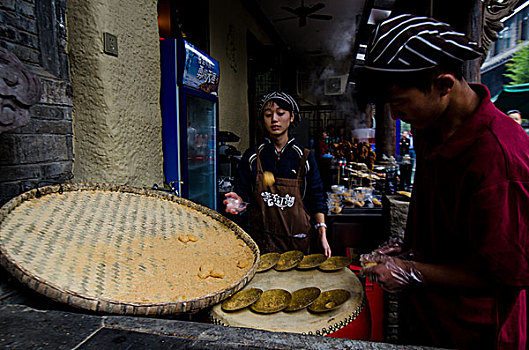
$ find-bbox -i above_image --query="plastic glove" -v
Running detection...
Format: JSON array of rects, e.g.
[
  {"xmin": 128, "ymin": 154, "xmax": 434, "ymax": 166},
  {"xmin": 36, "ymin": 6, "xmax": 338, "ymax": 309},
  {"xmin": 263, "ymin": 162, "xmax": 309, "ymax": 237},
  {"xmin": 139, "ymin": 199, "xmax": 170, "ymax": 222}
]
[
  {"xmin": 360, "ymin": 254, "xmax": 423, "ymax": 293},
  {"xmin": 223, "ymin": 192, "xmax": 248, "ymax": 214},
  {"xmin": 373, "ymin": 236, "xmax": 404, "ymax": 256}
]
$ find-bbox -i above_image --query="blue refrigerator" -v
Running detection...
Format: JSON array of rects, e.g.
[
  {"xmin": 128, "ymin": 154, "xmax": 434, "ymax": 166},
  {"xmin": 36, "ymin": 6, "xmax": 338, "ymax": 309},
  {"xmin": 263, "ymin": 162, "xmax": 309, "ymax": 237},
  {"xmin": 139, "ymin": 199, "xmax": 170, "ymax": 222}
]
[{"xmin": 160, "ymin": 39, "xmax": 220, "ymax": 210}]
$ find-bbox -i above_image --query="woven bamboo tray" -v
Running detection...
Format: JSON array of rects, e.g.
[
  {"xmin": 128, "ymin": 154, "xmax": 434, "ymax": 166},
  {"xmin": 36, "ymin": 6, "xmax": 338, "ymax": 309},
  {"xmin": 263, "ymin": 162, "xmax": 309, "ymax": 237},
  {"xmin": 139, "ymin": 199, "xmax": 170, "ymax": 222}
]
[{"xmin": 0, "ymin": 183, "xmax": 260, "ymax": 316}]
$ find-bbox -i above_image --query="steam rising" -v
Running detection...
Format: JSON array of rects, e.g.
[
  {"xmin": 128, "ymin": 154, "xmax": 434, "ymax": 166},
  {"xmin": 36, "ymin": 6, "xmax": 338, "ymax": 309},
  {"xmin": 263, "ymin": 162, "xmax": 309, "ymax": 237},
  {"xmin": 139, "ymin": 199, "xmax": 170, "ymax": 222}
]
[{"xmin": 299, "ymin": 18, "xmax": 371, "ymax": 133}]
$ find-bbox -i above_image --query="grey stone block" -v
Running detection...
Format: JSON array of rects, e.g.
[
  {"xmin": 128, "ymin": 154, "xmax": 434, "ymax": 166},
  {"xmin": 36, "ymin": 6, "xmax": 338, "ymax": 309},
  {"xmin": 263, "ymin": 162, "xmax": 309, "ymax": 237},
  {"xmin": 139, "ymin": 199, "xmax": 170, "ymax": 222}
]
[
  {"xmin": 64, "ymin": 107, "xmax": 72, "ymax": 120},
  {"xmin": 1, "ymin": 0, "xmax": 15, "ymax": 11},
  {"xmin": 0, "ymin": 182, "xmax": 21, "ymax": 205},
  {"xmin": 0, "ymin": 164, "xmax": 41, "ymax": 182},
  {"xmin": 15, "ymin": 119, "xmax": 73, "ymax": 134},
  {"xmin": 10, "ymin": 134, "xmax": 70, "ymax": 164},
  {"xmin": 0, "ymin": 26, "xmax": 38, "ymax": 47},
  {"xmin": 1, "ymin": 41, "xmax": 39, "ymax": 64},
  {"xmin": 41, "ymin": 161, "xmax": 73, "ymax": 179},
  {"xmin": 15, "ymin": 0, "xmax": 34, "ymax": 19},
  {"xmin": 0, "ymin": 134, "xmax": 16, "ymax": 164},
  {"xmin": 18, "ymin": 30, "xmax": 38, "ymax": 48},
  {"xmin": 0, "ymin": 10, "xmax": 36, "ymax": 35},
  {"xmin": 39, "ymin": 76, "xmax": 72, "ymax": 105},
  {"xmin": 30, "ymin": 104, "xmax": 68, "ymax": 121},
  {"xmin": 65, "ymin": 134, "xmax": 73, "ymax": 159},
  {"xmin": 20, "ymin": 180, "xmax": 38, "ymax": 192},
  {"xmin": 0, "ymin": 26, "xmax": 16, "ymax": 40}
]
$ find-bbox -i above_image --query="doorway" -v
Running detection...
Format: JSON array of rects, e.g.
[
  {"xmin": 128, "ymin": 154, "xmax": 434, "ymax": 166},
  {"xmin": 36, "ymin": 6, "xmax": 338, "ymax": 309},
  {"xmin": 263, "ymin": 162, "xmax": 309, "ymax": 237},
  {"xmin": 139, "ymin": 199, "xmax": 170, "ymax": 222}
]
[{"xmin": 246, "ymin": 31, "xmax": 281, "ymax": 147}]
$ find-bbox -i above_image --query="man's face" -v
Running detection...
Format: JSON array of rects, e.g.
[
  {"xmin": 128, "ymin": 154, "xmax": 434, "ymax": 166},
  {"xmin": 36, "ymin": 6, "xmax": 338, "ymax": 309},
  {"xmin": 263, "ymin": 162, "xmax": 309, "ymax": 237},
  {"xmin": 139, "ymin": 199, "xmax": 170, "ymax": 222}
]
[
  {"xmin": 263, "ymin": 101, "xmax": 293, "ymax": 136},
  {"xmin": 386, "ymin": 85, "xmax": 444, "ymax": 130},
  {"xmin": 508, "ymin": 112, "xmax": 522, "ymax": 125}
]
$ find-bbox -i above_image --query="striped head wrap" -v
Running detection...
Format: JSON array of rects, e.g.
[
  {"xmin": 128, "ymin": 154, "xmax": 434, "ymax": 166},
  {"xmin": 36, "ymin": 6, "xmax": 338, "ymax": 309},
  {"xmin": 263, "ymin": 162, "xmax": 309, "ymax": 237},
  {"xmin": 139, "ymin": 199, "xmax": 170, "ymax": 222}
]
[
  {"xmin": 258, "ymin": 91, "xmax": 301, "ymax": 125},
  {"xmin": 364, "ymin": 14, "xmax": 484, "ymax": 72}
]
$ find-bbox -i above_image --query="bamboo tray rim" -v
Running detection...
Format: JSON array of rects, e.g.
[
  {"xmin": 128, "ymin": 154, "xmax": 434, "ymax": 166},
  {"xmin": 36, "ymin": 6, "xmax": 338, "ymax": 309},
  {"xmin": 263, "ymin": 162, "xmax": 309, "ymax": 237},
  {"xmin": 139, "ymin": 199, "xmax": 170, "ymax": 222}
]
[{"xmin": 0, "ymin": 182, "xmax": 260, "ymax": 315}]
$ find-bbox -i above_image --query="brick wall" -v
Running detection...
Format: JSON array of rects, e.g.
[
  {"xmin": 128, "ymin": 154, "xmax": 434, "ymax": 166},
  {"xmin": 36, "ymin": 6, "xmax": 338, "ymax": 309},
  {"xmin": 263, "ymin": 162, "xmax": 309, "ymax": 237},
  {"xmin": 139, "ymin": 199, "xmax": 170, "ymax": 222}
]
[{"xmin": 0, "ymin": 0, "xmax": 73, "ymax": 205}]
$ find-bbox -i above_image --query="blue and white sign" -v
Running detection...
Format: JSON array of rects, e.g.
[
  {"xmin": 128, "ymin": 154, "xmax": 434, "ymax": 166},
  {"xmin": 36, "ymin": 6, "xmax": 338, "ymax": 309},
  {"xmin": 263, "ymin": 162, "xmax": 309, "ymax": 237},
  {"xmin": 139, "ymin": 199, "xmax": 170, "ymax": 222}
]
[{"xmin": 182, "ymin": 41, "xmax": 220, "ymax": 95}]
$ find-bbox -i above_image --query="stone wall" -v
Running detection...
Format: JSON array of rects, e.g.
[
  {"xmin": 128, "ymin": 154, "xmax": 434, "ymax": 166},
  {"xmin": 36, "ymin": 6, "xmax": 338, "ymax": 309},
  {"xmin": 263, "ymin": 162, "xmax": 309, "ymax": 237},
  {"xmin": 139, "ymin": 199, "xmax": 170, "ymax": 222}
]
[
  {"xmin": 0, "ymin": 0, "xmax": 275, "ymax": 207},
  {"xmin": 0, "ymin": 0, "xmax": 73, "ymax": 206},
  {"xmin": 66, "ymin": 0, "xmax": 164, "ymax": 186}
]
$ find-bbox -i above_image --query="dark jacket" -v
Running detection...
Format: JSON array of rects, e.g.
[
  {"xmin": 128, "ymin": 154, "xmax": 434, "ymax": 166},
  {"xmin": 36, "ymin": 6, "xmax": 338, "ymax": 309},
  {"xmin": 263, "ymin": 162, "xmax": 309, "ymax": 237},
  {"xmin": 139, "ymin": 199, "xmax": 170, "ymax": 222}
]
[{"xmin": 234, "ymin": 138, "xmax": 326, "ymax": 215}]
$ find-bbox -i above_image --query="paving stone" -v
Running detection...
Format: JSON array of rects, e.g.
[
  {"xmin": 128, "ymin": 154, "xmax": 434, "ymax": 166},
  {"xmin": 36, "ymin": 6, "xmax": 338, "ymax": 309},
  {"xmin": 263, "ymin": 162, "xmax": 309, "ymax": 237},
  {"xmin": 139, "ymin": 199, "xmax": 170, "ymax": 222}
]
[
  {"xmin": 78, "ymin": 328, "xmax": 202, "ymax": 349},
  {"xmin": 0, "ymin": 305, "xmax": 102, "ymax": 350},
  {"xmin": 0, "ymin": 304, "xmax": 446, "ymax": 350}
]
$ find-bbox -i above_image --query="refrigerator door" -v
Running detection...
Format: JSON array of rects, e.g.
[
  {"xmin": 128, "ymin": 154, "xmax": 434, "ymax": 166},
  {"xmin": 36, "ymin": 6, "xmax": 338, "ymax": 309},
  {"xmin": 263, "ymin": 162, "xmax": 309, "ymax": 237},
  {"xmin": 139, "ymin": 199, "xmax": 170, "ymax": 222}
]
[
  {"xmin": 160, "ymin": 39, "xmax": 219, "ymax": 211},
  {"xmin": 181, "ymin": 90, "xmax": 217, "ymax": 210}
]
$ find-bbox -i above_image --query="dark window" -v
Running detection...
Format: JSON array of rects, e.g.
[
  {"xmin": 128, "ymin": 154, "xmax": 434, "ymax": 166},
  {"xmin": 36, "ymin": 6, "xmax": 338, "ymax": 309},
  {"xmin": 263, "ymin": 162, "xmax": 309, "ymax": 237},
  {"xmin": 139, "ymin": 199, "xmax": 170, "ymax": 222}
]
[{"xmin": 157, "ymin": 0, "xmax": 209, "ymax": 54}]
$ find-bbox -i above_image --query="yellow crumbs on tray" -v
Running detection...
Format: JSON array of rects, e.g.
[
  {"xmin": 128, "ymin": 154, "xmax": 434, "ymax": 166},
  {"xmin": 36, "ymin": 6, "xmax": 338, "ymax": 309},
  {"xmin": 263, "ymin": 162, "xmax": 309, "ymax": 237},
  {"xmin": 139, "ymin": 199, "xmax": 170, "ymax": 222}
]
[{"xmin": 0, "ymin": 190, "xmax": 255, "ymax": 304}]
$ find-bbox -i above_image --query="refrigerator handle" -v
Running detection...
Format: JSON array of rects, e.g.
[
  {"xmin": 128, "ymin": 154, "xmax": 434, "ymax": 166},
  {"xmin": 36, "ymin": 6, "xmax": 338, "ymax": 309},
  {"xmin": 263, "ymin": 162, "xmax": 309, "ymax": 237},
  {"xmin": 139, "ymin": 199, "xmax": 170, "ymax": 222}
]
[
  {"xmin": 152, "ymin": 182, "xmax": 183, "ymax": 197},
  {"xmin": 169, "ymin": 180, "xmax": 184, "ymax": 196}
]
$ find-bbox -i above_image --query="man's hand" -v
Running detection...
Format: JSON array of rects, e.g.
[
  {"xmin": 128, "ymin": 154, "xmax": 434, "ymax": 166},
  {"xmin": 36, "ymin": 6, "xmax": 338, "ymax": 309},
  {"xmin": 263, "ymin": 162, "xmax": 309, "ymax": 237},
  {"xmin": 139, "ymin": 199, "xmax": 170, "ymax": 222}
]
[
  {"xmin": 373, "ymin": 236, "xmax": 404, "ymax": 256},
  {"xmin": 361, "ymin": 254, "xmax": 423, "ymax": 293}
]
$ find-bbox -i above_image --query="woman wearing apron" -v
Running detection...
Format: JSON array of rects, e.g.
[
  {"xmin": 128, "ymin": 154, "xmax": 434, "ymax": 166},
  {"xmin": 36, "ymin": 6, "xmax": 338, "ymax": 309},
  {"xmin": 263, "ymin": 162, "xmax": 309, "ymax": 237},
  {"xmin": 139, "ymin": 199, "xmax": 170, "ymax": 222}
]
[{"xmin": 224, "ymin": 92, "xmax": 331, "ymax": 257}]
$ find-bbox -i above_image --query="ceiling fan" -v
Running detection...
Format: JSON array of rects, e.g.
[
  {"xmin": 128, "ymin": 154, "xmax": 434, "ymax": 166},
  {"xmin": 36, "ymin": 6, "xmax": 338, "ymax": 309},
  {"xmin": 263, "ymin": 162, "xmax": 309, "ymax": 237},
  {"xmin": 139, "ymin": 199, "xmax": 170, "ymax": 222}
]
[{"xmin": 277, "ymin": 1, "xmax": 333, "ymax": 27}]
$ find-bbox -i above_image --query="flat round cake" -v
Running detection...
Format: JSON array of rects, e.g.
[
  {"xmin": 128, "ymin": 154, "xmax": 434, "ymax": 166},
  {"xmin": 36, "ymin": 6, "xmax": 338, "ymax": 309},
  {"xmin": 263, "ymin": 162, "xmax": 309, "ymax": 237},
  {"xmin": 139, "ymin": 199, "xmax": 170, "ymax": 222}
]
[{"xmin": 0, "ymin": 183, "xmax": 259, "ymax": 315}]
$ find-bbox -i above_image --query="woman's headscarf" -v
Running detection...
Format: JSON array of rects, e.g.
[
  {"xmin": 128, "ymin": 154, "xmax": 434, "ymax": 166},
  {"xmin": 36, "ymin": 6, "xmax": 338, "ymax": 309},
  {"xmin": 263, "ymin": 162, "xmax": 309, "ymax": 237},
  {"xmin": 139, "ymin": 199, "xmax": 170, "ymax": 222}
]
[{"xmin": 258, "ymin": 92, "xmax": 301, "ymax": 126}]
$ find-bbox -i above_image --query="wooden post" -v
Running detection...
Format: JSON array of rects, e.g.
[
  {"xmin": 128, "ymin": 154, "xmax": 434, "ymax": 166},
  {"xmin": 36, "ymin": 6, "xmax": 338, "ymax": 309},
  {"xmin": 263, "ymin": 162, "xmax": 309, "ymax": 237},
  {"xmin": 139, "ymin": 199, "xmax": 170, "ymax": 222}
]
[
  {"xmin": 430, "ymin": 0, "xmax": 484, "ymax": 82},
  {"xmin": 374, "ymin": 103, "xmax": 396, "ymax": 160},
  {"xmin": 464, "ymin": 1, "xmax": 484, "ymax": 83}
]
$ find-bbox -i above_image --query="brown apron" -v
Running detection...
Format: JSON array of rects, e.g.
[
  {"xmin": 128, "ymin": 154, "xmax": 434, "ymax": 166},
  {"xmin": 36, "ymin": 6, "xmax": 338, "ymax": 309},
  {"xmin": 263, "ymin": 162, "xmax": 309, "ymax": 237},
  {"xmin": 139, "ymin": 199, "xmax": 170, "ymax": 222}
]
[{"xmin": 250, "ymin": 148, "xmax": 312, "ymax": 254}]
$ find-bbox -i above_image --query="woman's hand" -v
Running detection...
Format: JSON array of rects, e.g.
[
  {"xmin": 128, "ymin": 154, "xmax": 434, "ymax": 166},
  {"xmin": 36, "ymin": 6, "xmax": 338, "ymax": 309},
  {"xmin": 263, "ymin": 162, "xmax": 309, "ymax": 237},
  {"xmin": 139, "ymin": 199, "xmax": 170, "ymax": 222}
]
[
  {"xmin": 313, "ymin": 213, "xmax": 331, "ymax": 257},
  {"xmin": 319, "ymin": 227, "xmax": 332, "ymax": 257},
  {"xmin": 223, "ymin": 192, "xmax": 247, "ymax": 214}
]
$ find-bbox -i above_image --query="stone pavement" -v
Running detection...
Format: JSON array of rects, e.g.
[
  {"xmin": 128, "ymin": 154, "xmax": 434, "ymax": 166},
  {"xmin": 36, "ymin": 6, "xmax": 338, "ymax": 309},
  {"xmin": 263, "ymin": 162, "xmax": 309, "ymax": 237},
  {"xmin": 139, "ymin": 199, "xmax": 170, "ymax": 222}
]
[
  {"xmin": 0, "ymin": 304, "xmax": 446, "ymax": 350},
  {"xmin": 0, "ymin": 267, "xmax": 445, "ymax": 349}
]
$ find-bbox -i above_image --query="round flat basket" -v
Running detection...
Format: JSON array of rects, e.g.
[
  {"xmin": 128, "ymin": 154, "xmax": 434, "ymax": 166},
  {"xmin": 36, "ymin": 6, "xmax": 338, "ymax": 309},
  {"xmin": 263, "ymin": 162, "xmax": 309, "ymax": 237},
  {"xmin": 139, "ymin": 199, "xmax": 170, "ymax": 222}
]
[
  {"xmin": 210, "ymin": 268, "xmax": 365, "ymax": 336},
  {"xmin": 0, "ymin": 183, "xmax": 260, "ymax": 316}
]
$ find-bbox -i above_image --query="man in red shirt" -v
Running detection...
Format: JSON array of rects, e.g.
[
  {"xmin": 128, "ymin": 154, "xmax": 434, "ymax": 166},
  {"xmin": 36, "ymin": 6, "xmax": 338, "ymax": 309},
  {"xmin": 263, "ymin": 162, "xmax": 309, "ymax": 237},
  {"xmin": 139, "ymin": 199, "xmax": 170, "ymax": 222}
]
[{"xmin": 360, "ymin": 14, "xmax": 529, "ymax": 349}]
